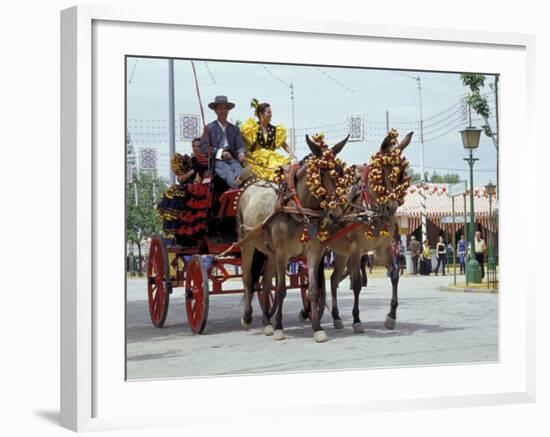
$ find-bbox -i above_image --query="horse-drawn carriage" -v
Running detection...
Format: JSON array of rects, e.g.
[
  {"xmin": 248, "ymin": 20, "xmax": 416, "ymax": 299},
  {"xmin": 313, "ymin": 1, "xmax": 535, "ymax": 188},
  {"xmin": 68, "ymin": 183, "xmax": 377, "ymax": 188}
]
[
  {"xmin": 147, "ymin": 128, "xmax": 413, "ymax": 342},
  {"xmin": 146, "ymin": 177, "xmax": 316, "ymax": 334}
]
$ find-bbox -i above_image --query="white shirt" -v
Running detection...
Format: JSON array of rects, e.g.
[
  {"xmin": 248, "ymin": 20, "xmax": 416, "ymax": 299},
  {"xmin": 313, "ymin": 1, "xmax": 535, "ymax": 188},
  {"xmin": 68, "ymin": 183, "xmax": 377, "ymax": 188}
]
[
  {"xmin": 217, "ymin": 120, "xmax": 229, "ymax": 149},
  {"xmin": 474, "ymin": 239, "xmax": 486, "ymax": 254}
]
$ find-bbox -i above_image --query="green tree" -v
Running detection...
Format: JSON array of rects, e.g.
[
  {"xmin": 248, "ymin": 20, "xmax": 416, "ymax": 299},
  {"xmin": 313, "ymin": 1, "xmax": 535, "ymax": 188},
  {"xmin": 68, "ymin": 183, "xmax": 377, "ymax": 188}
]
[
  {"xmin": 409, "ymin": 168, "xmax": 460, "ymax": 184},
  {"xmin": 428, "ymin": 171, "xmax": 461, "ymax": 184},
  {"xmin": 126, "ymin": 171, "xmax": 168, "ymax": 276},
  {"xmin": 461, "ymin": 73, "xmax": 499, "ymax": 195},
  {"xmin": 409, "ymin": 168, "xmax": 422, "ymax": 183}
]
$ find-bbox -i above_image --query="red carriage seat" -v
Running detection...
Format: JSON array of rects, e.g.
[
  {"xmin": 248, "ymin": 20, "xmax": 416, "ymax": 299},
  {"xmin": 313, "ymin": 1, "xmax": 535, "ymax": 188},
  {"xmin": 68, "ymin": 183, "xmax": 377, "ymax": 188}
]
[{"xmin": 217, "ymin": 189, "xmax": 240, "ymax": 218}]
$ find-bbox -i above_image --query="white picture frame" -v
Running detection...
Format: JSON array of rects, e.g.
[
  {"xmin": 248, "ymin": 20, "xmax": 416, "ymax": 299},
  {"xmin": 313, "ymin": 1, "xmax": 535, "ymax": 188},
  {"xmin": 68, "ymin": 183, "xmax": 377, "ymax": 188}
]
[{"xmin": 60, "ymin": 5, "xmax": 536, "ymax": 432}]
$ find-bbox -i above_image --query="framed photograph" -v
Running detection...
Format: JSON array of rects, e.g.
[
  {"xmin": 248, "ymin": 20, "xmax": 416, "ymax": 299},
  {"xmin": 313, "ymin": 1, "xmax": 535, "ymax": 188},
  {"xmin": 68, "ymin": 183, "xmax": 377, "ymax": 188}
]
[{"xmin": 61, "ymin": 5, "xmax": 536, "ymax": 432}]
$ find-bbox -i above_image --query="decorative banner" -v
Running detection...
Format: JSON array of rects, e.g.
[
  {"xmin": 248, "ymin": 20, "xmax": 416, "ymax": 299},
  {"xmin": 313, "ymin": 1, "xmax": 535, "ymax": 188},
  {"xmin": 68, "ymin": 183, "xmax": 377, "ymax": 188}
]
[
  {"xmin": 139, "ymin": 148, "xmax": 157, "ymax": 171},
  {"xmin": 179, "ymin": 114, "xmax": 200, "ymax": 141},
  {"xmin": 347, "ymin": 114, "xmax": 364, "ymax": 142}
]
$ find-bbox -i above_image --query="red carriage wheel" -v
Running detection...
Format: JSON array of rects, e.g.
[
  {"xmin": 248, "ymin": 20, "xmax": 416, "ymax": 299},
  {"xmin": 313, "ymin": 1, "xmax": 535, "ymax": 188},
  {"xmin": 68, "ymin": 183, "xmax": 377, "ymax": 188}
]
[
  {"xmin": 185, "ymin": 255, "xmax": 210, "ymax": 334},
  {"xmin": 299, "ymin": 263, "xmax": 326, "ymax": 321},
  {"xmin": 147, "ymin": 237, "xmax": 171, "ymax": 328}
]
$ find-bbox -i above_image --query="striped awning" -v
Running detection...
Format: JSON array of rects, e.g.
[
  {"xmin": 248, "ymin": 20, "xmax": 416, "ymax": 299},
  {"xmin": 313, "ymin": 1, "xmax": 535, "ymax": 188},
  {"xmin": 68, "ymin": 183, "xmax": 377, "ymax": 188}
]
[{"xmin": 397, "ymin": 183, "xmax": 498, "ymax": 232}]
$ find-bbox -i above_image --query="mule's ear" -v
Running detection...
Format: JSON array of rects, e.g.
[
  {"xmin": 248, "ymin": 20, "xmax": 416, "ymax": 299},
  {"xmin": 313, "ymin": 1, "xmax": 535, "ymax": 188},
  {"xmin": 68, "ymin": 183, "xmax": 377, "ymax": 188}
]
[
  {"xmin": 306, "ymin": 135, "xmax": 323, "ymax": 157},
  {"xmin": 331, "ymin": 134, "xmax": 350, "ymax": 155},
  {"xmin": 397, "ymin": 132, "xmax": 414, "ymax": 151},
  {"xmin": 379, "ymin": 135, "xmax": 393, "ymax": 153}
]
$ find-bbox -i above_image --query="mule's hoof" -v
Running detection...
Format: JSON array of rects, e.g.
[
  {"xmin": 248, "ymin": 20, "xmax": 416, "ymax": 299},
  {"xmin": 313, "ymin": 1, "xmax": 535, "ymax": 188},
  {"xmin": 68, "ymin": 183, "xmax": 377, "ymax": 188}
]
[
  {"xmin": 384, "ymin": 316, "xmax": 396, "ymax": 330},
  {"xmin": 263, "ymin": 325, "xmax": 274, "ymax": 336},
  {"xmin": 352, "ymin": 322, "xmax": 364, "ymax": 334},
  {"xmin": 273, "ymin": 329, "xmax": 285, "ymax": 341},
  {"xmin": 240, "ymin": 317, "xmax": 251, "ymax": 330},
  {"xmin": 314, "ymin": 330, "xmax": 329, "ymax": 343},
  {"xmin": 333, "ymin": 319, "xmax": 344, "ymax": 330},
  {"xmin": 298, "ymin": 310, "xmax": 308, "ymax": 322}
]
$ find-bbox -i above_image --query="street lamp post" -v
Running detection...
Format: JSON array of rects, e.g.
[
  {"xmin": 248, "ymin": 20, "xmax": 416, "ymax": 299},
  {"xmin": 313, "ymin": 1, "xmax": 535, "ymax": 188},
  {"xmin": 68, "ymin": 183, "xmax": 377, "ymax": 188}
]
[
  {"xmin": 460, "ymin": 124, "xmax": 483, "ymax": 284},
  {"xmin": 485, "ymin": 182, "xmax": 497, "ymax": 288},
  {"xmin": 168, "ymin": 59, "xmax": 176, "ymax": 185},
  {"xmin": 416, "ymin": 76, "xmax": 428, "ymax": 244},
  {"xmin": 396, "ymin": 72, "xmax": 427, "ymax": 243}
]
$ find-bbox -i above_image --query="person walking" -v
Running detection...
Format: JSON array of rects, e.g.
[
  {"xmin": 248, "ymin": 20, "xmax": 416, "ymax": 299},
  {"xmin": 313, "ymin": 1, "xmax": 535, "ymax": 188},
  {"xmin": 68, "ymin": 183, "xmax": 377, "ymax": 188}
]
[
  {"xmin": 457, "ymin": 234, "xmax": 466, "ymax": 275},
  {"xmin": 398, "ymin": 240, "xmax": 406, "ymax": 275},
  {"xmin": 434, "ymin": 235, "xmax": 446, "ymax": 276},
  {"xmin": 408, "ymin": 235, "xmax": 421, "ymax": 275},
  {"xmin": 474, "ymin": 231, "xmax": 487, "ymax": 280},
  {"xmin": 420, "ymin": 239, "xmax": 432, "ymax": 275},
  {"xmin": 367, "ymin": 250, "xmax": 375, "ymax": 274}
]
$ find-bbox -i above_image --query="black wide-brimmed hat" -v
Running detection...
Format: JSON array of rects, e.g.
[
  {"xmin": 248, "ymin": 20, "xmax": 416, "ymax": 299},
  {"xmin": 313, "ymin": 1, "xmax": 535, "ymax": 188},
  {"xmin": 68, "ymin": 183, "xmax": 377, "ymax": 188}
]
[{"xmin": 208, "ymin": 95, "xmax": 235, "ymax": 110}]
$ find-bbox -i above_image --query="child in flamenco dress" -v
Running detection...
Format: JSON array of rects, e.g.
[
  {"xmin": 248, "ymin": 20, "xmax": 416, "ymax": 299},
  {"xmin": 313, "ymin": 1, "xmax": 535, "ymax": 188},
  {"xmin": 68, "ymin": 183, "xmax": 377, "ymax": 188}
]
[
  {"xmin": 157, "ymin": 145, "xmax": 209, "ymax": 246},
  {"xmin": 239, "ymin": 98, "xmax": 296, "ymax": 181}
]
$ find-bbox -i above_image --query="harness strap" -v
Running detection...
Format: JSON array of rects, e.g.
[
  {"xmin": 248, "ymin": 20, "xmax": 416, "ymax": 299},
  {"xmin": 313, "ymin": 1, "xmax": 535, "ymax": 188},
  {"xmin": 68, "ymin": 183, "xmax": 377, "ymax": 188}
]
[
  {"xmin": 277, "ymin": 206, "xmax": 324, "ymax": 218},
  {"xmin": 321, "ymin": 222, "xmax": 362, "ymax": 247},
  {"xmin": 287, "ymin": 163, "xmax": 304, "ymax": 209},
  {"xmin": 215, "ymin": 210, "xmax": 277, "ymax": 258},
  {"xmin": 275, "ymin": 162, "xmax": 322, "ymax": 221},
  {"xmin": 362, "ymin": 164, "xmax": 371, "ymax": 207}
]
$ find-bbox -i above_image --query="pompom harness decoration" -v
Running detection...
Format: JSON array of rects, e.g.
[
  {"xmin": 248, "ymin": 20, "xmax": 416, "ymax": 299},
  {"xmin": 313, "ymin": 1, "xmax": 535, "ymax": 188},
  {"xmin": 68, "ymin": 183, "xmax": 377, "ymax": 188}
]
[
  {"xmin": 273, "ymin": 133, "xmax": 355, "ymax": 242},
  {"xmin": 361, "ymin": 129, "xmax": 411, "ymax": 239}
]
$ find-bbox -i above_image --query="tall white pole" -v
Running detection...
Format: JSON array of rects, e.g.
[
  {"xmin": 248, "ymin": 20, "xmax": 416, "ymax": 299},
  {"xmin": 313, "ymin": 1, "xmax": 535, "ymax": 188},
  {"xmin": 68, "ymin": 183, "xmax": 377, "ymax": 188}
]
[
  {"xmin": 417, "ymin": 76, "xmax": 427, "ymax": 243},
  {"xmin": 168, "ymin": 59, "xmax": 176, "ymax": 185},
  {"xmin": 290, "ymin": 83, "xmax": 296, "ymax": 153}
]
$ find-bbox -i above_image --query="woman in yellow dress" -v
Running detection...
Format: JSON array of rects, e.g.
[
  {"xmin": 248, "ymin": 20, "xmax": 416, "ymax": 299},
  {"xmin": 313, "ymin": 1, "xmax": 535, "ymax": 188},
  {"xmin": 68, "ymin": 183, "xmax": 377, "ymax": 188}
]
[{"xmin": 239, "ymin": 98, "xmax": 296, "ymax": 181}]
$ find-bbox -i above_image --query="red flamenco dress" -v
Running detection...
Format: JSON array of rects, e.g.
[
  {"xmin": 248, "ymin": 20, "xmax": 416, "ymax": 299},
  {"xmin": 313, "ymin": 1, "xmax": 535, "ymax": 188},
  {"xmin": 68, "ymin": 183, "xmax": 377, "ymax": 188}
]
[{"xmin": 157, "ymin": 153, "xmax": 209, "ymax": 247}]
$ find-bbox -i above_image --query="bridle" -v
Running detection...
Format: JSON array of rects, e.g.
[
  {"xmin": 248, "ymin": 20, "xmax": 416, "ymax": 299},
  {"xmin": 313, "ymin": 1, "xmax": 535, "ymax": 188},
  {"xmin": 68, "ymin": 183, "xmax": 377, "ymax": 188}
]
[{"xmin": 274, "ymin": 162, "xmax": 325, "ymax": 222}]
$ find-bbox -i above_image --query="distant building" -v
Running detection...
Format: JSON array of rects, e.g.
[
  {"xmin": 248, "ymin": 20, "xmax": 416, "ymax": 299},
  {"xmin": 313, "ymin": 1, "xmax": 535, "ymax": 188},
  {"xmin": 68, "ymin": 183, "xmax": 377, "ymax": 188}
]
[{"xmin": 396, "ymin": 182, "xmax": 498, "ymax": 246}]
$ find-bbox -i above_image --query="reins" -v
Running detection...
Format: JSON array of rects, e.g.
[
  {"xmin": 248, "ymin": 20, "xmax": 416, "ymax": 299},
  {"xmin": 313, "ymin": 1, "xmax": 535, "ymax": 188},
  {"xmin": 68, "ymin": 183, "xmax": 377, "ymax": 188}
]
[{"xmin": 274, "ymin": 163, "xmax": 324, "ymax": 220}]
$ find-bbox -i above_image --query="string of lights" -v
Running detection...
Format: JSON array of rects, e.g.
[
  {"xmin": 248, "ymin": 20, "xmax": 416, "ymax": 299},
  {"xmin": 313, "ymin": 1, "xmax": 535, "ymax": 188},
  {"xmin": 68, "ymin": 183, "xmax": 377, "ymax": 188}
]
[
  {"xmin": 260, "ymin": 64, "xmax": 290, "ymax": 87},
  {"xmin": 127, "ymin": 93, "xmax": 497, "ymax": 145},
  {"xmin": 127, "ymin": 59, "xmax": 138, "ymax": 84},
  {"xmin": 423, "ymin": 108, "xmax": 463, "ymax": 130},
  {"xmin": 293, "ymin": 121, "xmax": 347, "ymax": 132},
  {"xmin": 409, "ymin": 164, "xmax": 496, "ymax": 174},
  {"xmin": 393, "ymin": 70, "xmax": 419, "ymax": 82},
  {"xmin": 423, "ymin": 122, "xmax": 465, "ymax": 143},
  {"xmin": 424, "ymin": 115, "xmax": 467, "ymax": 137},
  {"xmin": 423, "ymin": 100, "xmax": 461, "ymax": 122},
  {"xmin": 204, "ymin": 61, "xmax": 216, "ymax": 85},
  {"xmin": 316, "ymin": 68, "xmax": 356, "ymax": 94}
]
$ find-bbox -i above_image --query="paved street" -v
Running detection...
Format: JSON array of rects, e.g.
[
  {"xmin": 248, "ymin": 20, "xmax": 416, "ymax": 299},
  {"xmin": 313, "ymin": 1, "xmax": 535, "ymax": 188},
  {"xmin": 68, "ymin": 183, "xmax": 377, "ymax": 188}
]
[{"xmin": 126, "ymin": 274, "xmax": 498, "ymax": 380}]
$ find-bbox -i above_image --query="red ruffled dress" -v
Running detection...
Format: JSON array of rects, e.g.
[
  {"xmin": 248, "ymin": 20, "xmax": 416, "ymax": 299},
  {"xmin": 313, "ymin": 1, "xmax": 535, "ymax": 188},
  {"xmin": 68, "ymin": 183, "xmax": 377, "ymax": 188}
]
[{"xmin": 157, "ymin": 154, "xmax": 209, "ymax": 246}]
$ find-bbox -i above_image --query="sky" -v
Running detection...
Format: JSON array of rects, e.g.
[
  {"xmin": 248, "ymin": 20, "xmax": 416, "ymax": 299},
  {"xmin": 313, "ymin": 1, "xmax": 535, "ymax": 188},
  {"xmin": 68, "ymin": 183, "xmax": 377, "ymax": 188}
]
[{"xmin": 126, "ymin": 57, "xmax": 498, "ymax": 184}]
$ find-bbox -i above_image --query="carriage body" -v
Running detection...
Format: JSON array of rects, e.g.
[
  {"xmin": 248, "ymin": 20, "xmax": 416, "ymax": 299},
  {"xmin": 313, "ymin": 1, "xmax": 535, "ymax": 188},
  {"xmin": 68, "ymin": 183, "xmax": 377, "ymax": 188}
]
[{"xmin": 146, "ymin": 182, "xmax": 310, "ymax": 334}]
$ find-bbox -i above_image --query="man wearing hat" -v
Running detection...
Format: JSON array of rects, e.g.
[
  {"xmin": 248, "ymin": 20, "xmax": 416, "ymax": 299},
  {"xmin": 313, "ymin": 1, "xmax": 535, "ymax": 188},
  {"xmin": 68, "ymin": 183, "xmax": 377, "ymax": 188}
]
[
  {"xmin": 408, "ymin": 235, "xmax": 421, "ymax": 275},
  {"xmin": 200, "ymin": 95, "xmax": 247, "ymax": 188}
]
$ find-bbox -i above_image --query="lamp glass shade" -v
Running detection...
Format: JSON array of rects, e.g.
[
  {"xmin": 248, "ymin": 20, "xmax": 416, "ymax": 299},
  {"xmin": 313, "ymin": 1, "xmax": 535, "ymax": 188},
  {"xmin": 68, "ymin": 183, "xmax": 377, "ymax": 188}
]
[
  {"xmin": 485, "ymin": 182, "xmax": 496, "ymax": 196},
  {"xmin": 460, "ymin": 127, "xmax": 482, "ymax": 149}
]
